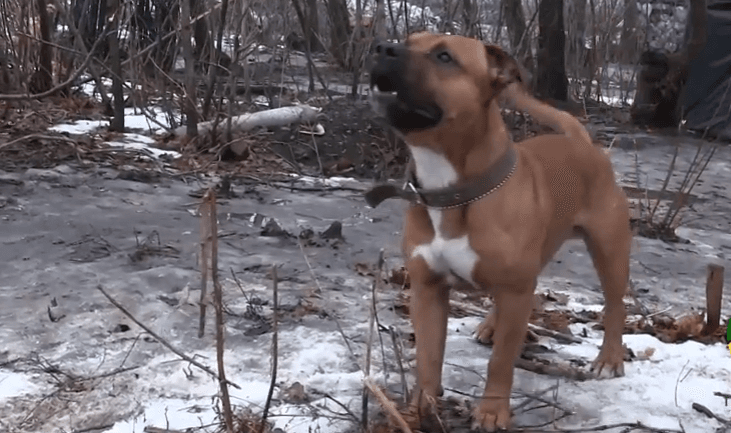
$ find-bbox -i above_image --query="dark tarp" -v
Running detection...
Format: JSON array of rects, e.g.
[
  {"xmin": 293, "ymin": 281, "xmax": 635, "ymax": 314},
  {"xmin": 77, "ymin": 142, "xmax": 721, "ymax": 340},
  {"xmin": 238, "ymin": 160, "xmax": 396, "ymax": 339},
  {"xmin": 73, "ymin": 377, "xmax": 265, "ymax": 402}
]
[{"xmin": 681, "ymin": 0, "xmax": 731, "ymax": 139}]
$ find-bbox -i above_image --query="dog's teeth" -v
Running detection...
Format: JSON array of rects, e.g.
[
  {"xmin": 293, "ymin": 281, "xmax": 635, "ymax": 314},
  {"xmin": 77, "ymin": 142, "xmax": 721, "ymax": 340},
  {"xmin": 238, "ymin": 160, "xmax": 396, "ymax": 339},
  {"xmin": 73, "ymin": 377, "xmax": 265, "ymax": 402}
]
[{"xmin": 415, "ymin": 108, "xmax": 432, "ymax": 119}]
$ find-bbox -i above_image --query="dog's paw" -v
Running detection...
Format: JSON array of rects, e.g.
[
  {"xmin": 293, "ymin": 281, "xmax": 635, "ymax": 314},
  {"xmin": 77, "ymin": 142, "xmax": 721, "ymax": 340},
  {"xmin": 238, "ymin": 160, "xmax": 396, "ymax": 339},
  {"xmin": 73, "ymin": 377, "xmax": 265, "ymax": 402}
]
[
  {"xmin": 591, "ymin": 345, "xmax": 625, "ymax": 377},
  {"xmin": 472, "ymin": 396, "xmax": 511, "ymax": 432},
  {"xmin": 475, "ymin": 313, "xmax": 496, "ymax": 344}
]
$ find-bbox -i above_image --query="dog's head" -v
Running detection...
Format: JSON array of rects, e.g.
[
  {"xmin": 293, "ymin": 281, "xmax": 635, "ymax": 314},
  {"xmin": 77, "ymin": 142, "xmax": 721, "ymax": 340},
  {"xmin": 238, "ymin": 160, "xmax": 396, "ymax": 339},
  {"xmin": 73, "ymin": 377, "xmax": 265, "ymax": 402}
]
[{"xmin": 369, "ymin": 32, "xmax": 523, "ymax": 137}]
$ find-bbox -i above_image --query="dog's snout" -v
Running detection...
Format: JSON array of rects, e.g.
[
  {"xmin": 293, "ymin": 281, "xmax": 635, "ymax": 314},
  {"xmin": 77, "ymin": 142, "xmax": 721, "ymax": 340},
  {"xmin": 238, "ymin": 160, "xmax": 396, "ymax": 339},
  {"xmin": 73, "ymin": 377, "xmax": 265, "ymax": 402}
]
[{"xmin": 374, "ymin": 42, "xmax": 403, "ymax": 59}]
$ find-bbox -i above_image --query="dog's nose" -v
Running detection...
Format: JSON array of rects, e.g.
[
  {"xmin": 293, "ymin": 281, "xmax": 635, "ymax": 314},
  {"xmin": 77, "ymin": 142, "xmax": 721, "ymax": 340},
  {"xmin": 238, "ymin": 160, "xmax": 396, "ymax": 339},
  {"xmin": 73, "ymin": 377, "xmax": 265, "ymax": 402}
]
[{"xmin": 374, "ymin": 41, "xmax": 405, "ymax": 59}]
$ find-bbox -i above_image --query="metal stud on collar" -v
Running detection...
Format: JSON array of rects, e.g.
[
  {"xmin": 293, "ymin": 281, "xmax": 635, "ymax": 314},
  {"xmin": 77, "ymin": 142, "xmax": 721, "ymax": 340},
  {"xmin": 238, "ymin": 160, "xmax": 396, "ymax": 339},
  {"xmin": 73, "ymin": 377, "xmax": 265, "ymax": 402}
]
[{"xmin": 428, "ymin": 160, "xmax": 517, "ymax": 210}]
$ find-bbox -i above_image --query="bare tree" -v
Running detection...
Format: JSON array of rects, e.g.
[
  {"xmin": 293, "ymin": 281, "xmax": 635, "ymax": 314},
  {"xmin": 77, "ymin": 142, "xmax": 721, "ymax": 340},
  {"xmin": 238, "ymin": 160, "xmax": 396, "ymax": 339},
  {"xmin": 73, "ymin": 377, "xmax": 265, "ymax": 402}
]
[
  {"xmin": 29, "ymin": 0, "xmax": 54, "ymax": 93},
  {"xmin": 326, "ymin": 0, "xmax": 353, "ymax": 71},
  {"xmin": 619, "ymin": 0, "xmax": 640, "ymax": 63},
  {"xmin": 304, "ymin": 0, "xmax": 322, "ymax": 52},
  {"xmin": 631, "ymin": 0, "xmax": 708, "ymax": 127},
  {"xmin": 536, "ymin": 0, "xmax": 568, "ymax": 100},
  {"xmin": 182, "ymin": 0, "xmax": 199, "ymax": 137},
  {"xmin": 108, "ymin": 0, "xmax": 124, "ymax": 132},
  {"xmin": 501, "ymin": 0, "xmax": 533, "ymax": 78},
  {"xmin": 565, "ymin": 0, "xmax": 586, "ymax": 79},
  {"xmin": 462, "ymin": 0, "xmax": 479, "ymax": 38}
]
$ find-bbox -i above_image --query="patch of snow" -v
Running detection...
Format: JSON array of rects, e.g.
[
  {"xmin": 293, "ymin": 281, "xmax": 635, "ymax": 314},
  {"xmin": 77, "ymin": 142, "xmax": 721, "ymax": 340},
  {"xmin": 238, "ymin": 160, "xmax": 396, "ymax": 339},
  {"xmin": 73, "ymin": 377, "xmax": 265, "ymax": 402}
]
[
  {"xmin": 105, "ymin": 134, "xmax": 180, "ymax": 160},
  {"xmin": 442, "ymin": 318, "xmax": 730, "ymax": 432},
  {"xmin": 0, "ymin": 371, "xmax": 42, "ymax": 400},
  {"xmin": 49, "ymin": 119, "xmax": 106, "ymax": 135}
]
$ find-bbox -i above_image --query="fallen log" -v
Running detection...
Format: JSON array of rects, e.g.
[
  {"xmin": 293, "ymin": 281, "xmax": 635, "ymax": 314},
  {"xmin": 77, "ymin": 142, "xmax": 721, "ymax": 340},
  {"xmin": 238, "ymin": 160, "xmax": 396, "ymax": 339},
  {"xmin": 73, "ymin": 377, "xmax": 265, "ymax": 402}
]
[{"xmin": 173, "ymin": 104, "xmax": 321, "ymax": 137}]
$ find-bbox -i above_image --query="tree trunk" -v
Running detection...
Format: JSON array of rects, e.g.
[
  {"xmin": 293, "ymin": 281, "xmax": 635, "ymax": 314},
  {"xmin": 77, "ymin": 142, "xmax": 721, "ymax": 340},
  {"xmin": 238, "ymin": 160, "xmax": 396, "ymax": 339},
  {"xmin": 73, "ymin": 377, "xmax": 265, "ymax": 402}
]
[
  {"xmin": 305, "ymin": 0, "xmax": 322, "ymax": 52},
  {"xmin": 326, "ymin": 0, "xmax": 353, "ymax": 71},
  {"xmin": 501, "ymin": 0, "xmax": 533, "ymax": 79},
  {"xmin": 619, "ymin": 0, "xmax": 639, "ymax": 64},
  {"xmin": 462, "ymin": 0, "xmax": 478, "ymax": 38},
  {"xmin": 536, "ymin": 0, "xmax": 568, "ymax": 101},
  {"xmin": 565, "ymin": 0, "xmax": 586, "ymax": 76},
  {"xmin": 192, "ymin": 0, "xmax": 212, "ymax": 65},
  {"xmin": 108, "ymin": 0, "xmax": 124, "ymax": 132},
  {"xmin": 182, "ymin": 0, "xmax": 199, "ymax": 137},
  {"xmin": 630, "ymin": 0, "xmax": 707, "ymax": 126},
  {"xmin": 32, "ymin": 0, "xmax": 53, "ymax": 93},
  {"xmin": 202, "ymin": 0, "xmax": 230, "ymax": 119}
]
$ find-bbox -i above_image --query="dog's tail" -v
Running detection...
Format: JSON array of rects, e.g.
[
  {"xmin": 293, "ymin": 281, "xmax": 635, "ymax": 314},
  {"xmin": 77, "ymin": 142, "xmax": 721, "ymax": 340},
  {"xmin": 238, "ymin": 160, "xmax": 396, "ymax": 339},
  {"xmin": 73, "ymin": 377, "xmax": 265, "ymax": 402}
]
[{"xmin": 501, "ymin": 83, "xmax": 593, "ymax": 145}]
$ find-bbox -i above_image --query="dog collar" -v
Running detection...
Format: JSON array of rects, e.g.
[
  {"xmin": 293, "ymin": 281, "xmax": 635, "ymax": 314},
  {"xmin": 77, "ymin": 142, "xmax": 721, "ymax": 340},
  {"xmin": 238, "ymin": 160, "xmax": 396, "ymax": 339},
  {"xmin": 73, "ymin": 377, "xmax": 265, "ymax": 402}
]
[{"xmin": 364, "ymin": 146, "xmax": 518, "ymax": 209}]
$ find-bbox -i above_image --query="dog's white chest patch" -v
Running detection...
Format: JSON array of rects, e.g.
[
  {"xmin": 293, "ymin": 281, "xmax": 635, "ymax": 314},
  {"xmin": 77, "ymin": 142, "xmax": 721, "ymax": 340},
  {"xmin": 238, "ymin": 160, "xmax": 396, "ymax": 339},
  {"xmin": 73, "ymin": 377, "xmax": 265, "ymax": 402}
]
[{"xmin": 408, "ymin": 146, "xmax": 479, "ymax": 283}]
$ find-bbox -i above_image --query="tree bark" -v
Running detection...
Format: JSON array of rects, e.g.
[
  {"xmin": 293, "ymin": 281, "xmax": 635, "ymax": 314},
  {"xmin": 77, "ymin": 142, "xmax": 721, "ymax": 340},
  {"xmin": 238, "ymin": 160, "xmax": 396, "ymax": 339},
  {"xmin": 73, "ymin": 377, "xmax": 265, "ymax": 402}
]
[
  {"xmin": 501, "ymin": 0, "xmax": 533, "ymax": 77},
  {"xmin": 305, "ymin": 0, "xmax": 322, "ymax": 52},
  {"xmin": 326, "ymin": 0, "xmax": 353, "ymax": 71},
  {"xmin": 202, "ymin": 0, "xmax": 230, "ymax": 119},
  {"xmin": 630, "ymin": 0, "xmax": 707, "ymax": 126},
  {"xmin": 192, "ymin": 0, "xmax": 212, "ymax": 64},
  {"xmin": 462, "ymin": 0, "xmax": 478, "ymax": 38},
  {"xmin": 32, "ymin": 0, "xmax": 54, "ymax": 93},
  {"xmin": 619, "ymin": 0, "xmax": 639, "ymax": 64},
  {"xmin": 565, "ymin": 0, "xmax": 587, "ymax": 76},
  {"xmin": 182, "ymin": 0, "xmax": 199, "ymax": 137},
  {"xmin": 536, "ymin": 0, "xmax": 568, "ymax": 101},
  {"xmin": 108, "ymin": 0, "xmax": 124, "ymax": 132}
]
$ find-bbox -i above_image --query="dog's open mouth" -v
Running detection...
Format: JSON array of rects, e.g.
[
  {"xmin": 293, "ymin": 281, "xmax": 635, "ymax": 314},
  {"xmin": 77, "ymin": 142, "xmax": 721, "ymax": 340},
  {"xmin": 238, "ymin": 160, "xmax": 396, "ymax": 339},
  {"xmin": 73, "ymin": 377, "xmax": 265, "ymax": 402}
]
[{"xmin": 369, "ymin": 75, "xmax": 443, "ymax": 131}]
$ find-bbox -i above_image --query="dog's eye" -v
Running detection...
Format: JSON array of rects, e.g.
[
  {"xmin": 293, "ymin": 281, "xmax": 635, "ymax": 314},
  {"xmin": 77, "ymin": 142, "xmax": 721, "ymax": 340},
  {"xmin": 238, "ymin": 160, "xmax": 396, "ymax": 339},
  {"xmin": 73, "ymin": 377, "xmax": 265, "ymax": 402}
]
[{"xmin": 436, "ymin": 51, "xmax": 453, "ymax": 64}]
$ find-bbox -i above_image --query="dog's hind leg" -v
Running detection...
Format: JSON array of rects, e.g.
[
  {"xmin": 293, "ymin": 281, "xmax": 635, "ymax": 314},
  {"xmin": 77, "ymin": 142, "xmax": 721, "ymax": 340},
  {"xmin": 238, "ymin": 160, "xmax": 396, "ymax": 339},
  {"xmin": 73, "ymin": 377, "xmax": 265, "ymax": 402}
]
[{"xmin": 580, "ymin": 190, "xmax": 631, "ymax": 377}]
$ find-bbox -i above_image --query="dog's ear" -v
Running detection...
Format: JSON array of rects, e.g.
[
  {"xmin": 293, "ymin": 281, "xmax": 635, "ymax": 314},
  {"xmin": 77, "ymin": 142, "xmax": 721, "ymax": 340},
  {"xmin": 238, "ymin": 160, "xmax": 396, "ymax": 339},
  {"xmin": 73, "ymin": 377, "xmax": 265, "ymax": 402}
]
[{"xmin": 484, "ymin": 45, "xmax": 523, "ymax": 92}]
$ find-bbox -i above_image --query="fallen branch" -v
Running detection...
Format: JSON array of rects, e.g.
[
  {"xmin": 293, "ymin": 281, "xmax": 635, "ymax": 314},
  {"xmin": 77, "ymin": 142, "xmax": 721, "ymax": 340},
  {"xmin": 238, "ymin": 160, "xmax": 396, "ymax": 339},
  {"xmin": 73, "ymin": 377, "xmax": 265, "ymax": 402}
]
[
  {"xmin": 453, "ymin": 300, "xmax": 581, "ymax": 344},
  {"xmin": 692, "ymin": 402, "xmax": 730, "ymax": 425},
  {"xmin": 364, "ymin": 377, "xmax": 414, "ymax": 433},
  {"xmin": 515, "ymin": 354, "xmax": 592, "ymax": 381},
  {"xmin": 173, "ymin": 105, "xmax": 321, "ymax": 137},
  {"xmin": 714, "ymin": 391, "xmax": 731, "ymax": 406},
  {"xmin": 518, "ymin": 421, "xmax": 683, "ymax": 432},
  {"xmin": 96, "ymin": 285, "xmax": 240, "ymax": 389},
  {"xmin": 528, "ymin": 323, "xmax": 583, "ymax": 344}
]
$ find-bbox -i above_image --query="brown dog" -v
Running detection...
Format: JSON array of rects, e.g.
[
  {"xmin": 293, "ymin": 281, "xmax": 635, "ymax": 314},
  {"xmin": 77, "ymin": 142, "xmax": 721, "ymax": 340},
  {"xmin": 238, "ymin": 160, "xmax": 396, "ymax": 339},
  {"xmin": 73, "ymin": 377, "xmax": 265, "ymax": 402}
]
[{"xmin": 367, "ymin": 32, "xmax": 631, "ymax": 431}]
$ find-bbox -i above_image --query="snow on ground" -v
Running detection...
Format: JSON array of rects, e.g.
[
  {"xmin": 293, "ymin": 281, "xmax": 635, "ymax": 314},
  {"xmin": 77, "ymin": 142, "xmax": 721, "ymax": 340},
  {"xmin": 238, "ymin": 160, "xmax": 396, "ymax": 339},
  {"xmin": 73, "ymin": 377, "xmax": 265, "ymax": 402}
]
[{"xmin": 48, "ymin": 107, "xmax": 179, "ymax": 160}]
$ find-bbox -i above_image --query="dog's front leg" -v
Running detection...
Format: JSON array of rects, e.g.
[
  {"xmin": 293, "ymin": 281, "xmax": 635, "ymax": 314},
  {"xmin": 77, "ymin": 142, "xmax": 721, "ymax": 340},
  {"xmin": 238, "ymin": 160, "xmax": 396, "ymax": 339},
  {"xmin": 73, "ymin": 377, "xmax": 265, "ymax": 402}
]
[
  {"xmin": 408, "ymin": 257, "xmax": 450, "ymax": 423},
  {"xmin": 473, "ymin": 289, "xmax": 534, "ymax": 432}
]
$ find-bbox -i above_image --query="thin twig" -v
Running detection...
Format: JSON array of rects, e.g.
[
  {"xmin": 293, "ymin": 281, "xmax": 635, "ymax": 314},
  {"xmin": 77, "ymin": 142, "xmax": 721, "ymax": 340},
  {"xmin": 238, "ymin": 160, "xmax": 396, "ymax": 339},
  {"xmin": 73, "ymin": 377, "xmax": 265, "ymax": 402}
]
[
  {"xmin": 674, "ymin": 359, "xmax": 691, "ymax": 407},
  {"xmin": 322, "ymin": 393, "xmax": 363, "ymax": 425},
  {"xmin": 0, "ymin": 134, "xmax": 80, "ymax": 151},
  {"xmin": 362, "ymin": 250, "xmax": 386, "ymax": 428},
  {"xmin": 297, "ymin": 239, "xmax": 360, "ymax": 367},
  {"xmin": 0, "ymin": 25, "xmax": 106, "ymax": 101},
  {"xmin": 96, "ymin": 285, "xmax": 240, "ymax": 389},
  {"xmin": 389, "ymin": 325, "xmax": 409, "ymax": 403},
  {"xmin": 199, "ymin": 189, "xmax": 213, "ymax": 338},
  {"xmin": 208, "ymin": 189, "xmax": 233, "ymax": 432},
  {"xmin": 260, "ymin": 266, "xmax": 279, "ymax": 433},
  {"xmin": 364, "ymin": 377, "xmax": 414, "ymax": 433}
]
